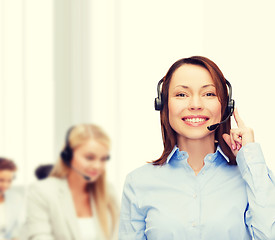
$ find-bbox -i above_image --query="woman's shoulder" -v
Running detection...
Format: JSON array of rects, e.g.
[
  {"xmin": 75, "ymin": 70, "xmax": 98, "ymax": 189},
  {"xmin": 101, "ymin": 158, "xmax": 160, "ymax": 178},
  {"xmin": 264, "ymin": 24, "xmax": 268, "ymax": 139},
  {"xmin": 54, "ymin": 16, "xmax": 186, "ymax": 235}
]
[
  {"xmin": 128, "ymin": 162, "xmax": 156, "ymax": 176},
  {"xmin": 5, "ymin": 187, "xmax": 25, "ymax": 203},
  {"xmin": 125, "ymin": 162, "xmax": 166, "ymax": 185},
  {"xmin": 31, "ymin": 176, "xmax": 64, "ymax": 186},
  {"xmin": 29, "ymin": 177, "xmax": 66, "ymax": 196}
]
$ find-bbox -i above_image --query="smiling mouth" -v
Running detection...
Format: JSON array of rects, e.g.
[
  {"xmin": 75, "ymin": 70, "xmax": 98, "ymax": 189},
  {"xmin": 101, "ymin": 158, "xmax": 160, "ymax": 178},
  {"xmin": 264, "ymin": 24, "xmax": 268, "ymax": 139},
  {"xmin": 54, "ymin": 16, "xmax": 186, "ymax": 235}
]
[
  {"xmin": 182, "ymin": 117, "xmax": 209, "ymax": 123},
  {"xmin": 87, "ymin": 172, "xmax": 99, "ymax": 176}
]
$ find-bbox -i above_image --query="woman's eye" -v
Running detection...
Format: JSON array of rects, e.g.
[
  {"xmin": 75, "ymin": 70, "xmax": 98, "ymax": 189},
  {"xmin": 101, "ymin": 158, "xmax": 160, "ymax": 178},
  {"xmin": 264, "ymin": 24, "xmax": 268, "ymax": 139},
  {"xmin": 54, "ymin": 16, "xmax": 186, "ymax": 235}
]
[
  {"xmin": 176, "ymin": 93, "xmax": 187, "ymax": 97},
  {"xmin": 205, "ymin": 92, "xmax": 216, "ymax": 97},
  {"xmin": 86, "ymin": 156, "xmax": 95, "ymax": 161},
  {"xmin": 101, "ymin": 156, "xmax": 110, "ymax": 162}
]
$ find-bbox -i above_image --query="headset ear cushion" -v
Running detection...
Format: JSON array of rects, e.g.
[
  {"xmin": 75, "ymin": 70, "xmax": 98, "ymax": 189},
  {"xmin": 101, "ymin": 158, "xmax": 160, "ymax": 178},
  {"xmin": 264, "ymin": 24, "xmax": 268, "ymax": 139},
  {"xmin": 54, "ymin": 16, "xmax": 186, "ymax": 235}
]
[
  {"xmin": 155, "ymin": 97, "xmax": 163, "ymax": 111},
  {"xmin": 154, "ymin": 78, "xmax": 164, "ymax": 111},
  {"xmin": 227, "ymin": 99, "xmax": 235, "ymax": 116},
  {"xmin": 60, "ymin": 146, "xmax": 72, "ymax": 166}
]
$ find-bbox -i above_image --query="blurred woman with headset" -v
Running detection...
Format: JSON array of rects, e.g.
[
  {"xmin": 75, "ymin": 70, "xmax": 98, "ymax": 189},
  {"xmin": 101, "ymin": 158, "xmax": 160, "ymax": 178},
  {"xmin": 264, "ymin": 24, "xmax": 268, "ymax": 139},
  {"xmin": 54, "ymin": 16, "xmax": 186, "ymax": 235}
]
[
  {"xmin": 119, "ymin": 56, "xmax": 275, "ymax": 240},
  {"xmin": 25, "ymin": 124, "xmax": 119, "ymax": 240}
]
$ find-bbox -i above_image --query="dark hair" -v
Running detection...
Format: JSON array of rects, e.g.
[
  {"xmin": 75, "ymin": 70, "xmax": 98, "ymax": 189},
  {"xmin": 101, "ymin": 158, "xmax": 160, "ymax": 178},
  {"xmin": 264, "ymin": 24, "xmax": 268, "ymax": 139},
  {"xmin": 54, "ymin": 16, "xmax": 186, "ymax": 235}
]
[
  {"xmin": 0, "ymin": 157, "xmax": 17, "ymax": 171},
  {"xmin": 35, "ymin": 164, "xmax": 53, "ymax": 180},
  {"xmin": 153, "ymin": 56, "xmax": 236, "ymax": 165}
]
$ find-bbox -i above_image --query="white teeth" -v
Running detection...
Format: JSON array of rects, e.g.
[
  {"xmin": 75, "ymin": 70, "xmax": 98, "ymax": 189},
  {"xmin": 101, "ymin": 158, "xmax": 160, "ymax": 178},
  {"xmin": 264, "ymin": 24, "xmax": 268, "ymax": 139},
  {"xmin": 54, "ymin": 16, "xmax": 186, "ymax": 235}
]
[{"xmin": 185, "ymin": 118, "xmax": 206, "ymax": 123}]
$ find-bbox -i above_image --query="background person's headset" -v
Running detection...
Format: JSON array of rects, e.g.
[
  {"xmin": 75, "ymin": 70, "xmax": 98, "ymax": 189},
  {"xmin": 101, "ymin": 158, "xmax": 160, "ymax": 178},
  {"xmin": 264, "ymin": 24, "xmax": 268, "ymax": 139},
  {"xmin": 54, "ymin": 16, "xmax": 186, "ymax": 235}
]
[
  {"xmin": 60, "ymin": 126, "xmax": 74, "ymax": 167},
  {"xmin": 60, "ymin": 126, "xmax": 91, "ymax": 181},
  {"xmin": 154, "ymin": 78, "xmax": 235, "ymax": 131}
]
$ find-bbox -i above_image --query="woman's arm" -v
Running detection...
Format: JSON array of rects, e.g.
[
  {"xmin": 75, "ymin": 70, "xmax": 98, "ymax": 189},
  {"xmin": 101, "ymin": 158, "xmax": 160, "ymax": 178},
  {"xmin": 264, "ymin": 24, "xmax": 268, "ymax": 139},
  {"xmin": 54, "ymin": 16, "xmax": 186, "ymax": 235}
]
[
  {"xmin": 118, "ymin": 174, "xmax": 147, "ymax": 240},
  {"xmin": 236, "ymin": 143, "xmax": 275, "ymax": 240},
  {"xmin": 223, "ymin": 109, "xmax": 275, "ymax": 239}
]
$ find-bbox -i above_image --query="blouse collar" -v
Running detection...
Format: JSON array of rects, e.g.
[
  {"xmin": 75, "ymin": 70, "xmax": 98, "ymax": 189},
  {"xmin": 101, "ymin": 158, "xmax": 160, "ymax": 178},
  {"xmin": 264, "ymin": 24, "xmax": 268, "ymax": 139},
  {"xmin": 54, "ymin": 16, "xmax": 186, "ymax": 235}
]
[{"xmin": 166, "ymin": 145, "xmax": 230, "ymax": 164}]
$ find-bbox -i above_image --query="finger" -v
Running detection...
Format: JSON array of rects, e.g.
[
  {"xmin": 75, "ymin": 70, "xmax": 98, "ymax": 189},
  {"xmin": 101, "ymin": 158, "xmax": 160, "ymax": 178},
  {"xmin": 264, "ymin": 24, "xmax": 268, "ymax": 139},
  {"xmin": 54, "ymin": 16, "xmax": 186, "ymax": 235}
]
[
  {"xmin": 230, "ymin": 130, "xmax": 237, "ymax": 150},
  {"xmin": 222, "ymin": 133, "xmax": 232, "ymax": 149},
  {"xmin": 236, "ymin": 142, "xmax": 242, "ymax": 151},
  {"xmin": 223, "ymin": 133, "xmax": 238, "ymax": 156},
  {"xmin": 233, "ymin": 108, "xmax": 245, "ymax": 128},
  {"xmin": 231, "ymin": 130, "xmax": 242, "ymax": 145}
]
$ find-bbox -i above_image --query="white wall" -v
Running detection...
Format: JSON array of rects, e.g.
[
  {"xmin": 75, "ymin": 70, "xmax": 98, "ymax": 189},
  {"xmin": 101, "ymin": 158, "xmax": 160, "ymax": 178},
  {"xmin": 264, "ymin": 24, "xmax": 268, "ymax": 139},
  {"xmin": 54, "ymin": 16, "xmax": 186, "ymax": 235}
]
[
  {"xmin": 1, "ymin": 1, "xmax": 275, "ymax": 198},
  {"xmin": 0, "ymin": 0, "xmax": 54, "ymax": 185}
]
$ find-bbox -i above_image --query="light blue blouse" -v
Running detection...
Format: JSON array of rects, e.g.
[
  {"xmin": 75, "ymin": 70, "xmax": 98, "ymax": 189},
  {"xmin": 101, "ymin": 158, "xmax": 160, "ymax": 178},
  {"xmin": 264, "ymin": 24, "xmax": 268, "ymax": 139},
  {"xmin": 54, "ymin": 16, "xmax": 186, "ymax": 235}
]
[{"xmin": 119, "ymin": 143, "xmax": 275, "ymax": 240}]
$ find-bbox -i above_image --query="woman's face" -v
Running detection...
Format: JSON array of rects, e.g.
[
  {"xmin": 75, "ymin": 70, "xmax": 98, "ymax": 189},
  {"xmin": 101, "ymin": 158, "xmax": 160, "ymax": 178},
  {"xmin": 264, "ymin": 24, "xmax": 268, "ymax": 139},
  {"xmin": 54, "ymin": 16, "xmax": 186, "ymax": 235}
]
[
  {"xmin": 168, "ymin": 64, "xmax": 222, "ymax": 142},
  {"xmin": 70, "ymin": 139, "xmax": 109, "ymax": 182},
  {"xmin": 0, "ymin": 170, "xmax": 15, "ymax": 195}
]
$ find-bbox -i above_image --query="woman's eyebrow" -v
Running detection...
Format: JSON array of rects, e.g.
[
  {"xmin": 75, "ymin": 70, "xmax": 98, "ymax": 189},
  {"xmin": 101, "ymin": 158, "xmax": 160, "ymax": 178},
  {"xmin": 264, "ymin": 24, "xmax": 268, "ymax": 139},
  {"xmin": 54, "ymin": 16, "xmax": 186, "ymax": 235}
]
[
  {"xmin": 174, "ymin": 84, "xmax": 215, "ymax": 89},
  {"xmin": 201, "ymin": 84, "xmax": 215, "ymax": 88},
  {"xmin": 174, "ymin": 85, "xmax": 189, "ymax": 89}
]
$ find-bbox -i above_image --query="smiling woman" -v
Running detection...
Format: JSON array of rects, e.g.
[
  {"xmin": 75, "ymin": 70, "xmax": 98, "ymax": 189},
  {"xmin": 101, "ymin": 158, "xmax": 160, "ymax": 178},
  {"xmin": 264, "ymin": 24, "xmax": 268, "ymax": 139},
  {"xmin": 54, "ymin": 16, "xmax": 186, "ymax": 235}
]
[
  {"xmin": 118, "ymin": 56, "xmax": 275, "ymax": 240},
  {"xmin": 154, "ymin": 57, "xmax": 234, "ymax": 167}
]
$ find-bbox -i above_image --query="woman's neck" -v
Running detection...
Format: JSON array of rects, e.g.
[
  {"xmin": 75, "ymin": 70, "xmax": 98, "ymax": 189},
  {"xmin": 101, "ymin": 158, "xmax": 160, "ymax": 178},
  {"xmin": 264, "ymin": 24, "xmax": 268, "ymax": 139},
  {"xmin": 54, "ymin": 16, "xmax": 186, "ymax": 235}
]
[
  {"xmin": 177, "ymin": 136, "xmax": 216, "ymax": 174},
  {"xmin": 67, "ymin": 171, "xmax": 92, "ymax": 218},
  {"xmin": 67, "ymin": 171, "xmax": 88, "ymax": 195}
]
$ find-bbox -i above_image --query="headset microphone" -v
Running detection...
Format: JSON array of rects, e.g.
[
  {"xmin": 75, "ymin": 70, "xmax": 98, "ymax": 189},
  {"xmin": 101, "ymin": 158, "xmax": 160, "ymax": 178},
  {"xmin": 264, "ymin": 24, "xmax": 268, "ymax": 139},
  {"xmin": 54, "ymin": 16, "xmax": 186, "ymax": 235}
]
[
  {"xmin": 207, "ymin": 109, "xmax": 233, "ymax": 131},
  {"xmin": 207, "ymin": 80, "xmax": 235, "ymax": 131},
  {"xmin": 71, "ymin": 167, "xmax": 91, "ymax": 181}
]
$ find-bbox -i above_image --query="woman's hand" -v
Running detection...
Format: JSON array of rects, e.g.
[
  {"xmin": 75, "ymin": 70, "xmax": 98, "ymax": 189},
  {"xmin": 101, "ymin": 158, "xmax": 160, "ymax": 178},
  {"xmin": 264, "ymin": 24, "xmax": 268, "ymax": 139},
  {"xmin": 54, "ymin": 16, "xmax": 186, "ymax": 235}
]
[{"xmin": 222, "ymin": 108, "xmax": 255, "ymax": 156}]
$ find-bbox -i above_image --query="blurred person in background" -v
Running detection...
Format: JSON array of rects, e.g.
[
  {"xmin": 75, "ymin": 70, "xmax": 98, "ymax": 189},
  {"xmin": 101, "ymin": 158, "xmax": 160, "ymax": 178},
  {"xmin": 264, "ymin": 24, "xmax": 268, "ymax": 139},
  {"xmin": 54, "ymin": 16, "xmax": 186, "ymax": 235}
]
[
  {"xmin": 25, "ymin": 124, "xmax": 119, "ymax": 240},
  {"xmin": 0, "ymin": 158, "xmax": 25, "ymax": 240}
]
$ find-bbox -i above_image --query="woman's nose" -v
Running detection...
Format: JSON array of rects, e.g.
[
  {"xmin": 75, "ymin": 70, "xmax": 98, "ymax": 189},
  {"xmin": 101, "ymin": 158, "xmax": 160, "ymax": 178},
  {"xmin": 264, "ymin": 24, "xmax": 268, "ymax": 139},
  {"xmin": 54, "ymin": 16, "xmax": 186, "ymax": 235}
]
[
  {"xmin": 90, "ymin": 159, "xmax": 104, "ymax": 169},
  {"xmin": 189, "ymin": 96, "xmax": 203, "ymax": 110}
]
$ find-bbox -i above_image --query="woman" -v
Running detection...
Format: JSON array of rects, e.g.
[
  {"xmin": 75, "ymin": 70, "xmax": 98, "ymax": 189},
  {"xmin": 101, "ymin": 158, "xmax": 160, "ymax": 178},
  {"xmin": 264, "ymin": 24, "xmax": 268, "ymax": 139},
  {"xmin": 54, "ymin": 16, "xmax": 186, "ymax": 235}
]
[
  {"xmin": 0, "ymin": 158, "xmax": 24, "ymax": 240},
  {"xmin": 25, "ymin": 124, "xmax": 119, "ymax": 240},
  {"xmin": 119, "ymin": 56, "xmax": 275, "ymax": 240}
]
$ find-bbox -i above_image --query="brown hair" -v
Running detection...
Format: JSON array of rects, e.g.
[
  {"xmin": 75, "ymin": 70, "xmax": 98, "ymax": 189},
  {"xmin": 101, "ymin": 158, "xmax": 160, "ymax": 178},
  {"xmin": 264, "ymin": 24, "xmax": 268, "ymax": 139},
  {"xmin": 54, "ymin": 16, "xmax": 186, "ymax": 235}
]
[
  {"xmin": 0, "ymin": 157, "xmax": 17, "ymax": 171},
  {"xmin": 153, "ymin": 56, "xmax": 236, "ymax": 165},
  {"xmin": 50, "ymin": 124, "xmax": 119, "ymax": 239}
]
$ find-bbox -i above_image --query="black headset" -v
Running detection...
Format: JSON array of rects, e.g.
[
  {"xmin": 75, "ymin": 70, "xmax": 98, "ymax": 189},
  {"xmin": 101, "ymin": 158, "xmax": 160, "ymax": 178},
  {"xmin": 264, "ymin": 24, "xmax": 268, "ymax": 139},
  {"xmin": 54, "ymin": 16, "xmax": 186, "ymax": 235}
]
[
  {"xmin": 60, "ymin": 126, "xmax": 75, "ymax": 167},
  {"xmin": 224, "ymin": 79, "xmax": 235, "ymax": 118},
  {"xmin": 154, "ymin": 78, "xmax": 165, "ymax": 111},
  {"xmin": 154, "ymin": 78, "xmax": 235, "ymax": 120}
]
